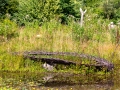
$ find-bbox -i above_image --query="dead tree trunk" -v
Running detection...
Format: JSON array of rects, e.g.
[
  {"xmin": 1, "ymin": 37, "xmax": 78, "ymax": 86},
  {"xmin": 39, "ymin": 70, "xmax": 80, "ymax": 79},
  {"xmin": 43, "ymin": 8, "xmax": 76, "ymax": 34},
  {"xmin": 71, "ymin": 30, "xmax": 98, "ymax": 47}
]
[
  {"xmin": 13, "ymin": 51, "xmax": 114, "ymax": 71},
  {"xmin": 80, "ymin": 8, "xmax": 87, "ymax": 27}
]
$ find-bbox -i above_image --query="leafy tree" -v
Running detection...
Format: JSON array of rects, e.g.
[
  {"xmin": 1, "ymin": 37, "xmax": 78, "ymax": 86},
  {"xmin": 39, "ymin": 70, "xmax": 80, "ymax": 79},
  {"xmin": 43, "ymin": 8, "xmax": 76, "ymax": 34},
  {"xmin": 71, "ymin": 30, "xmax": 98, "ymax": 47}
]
[
  {"xmin": 100, "ymin": 0, "xmax": 120, "ymax": 20},
  {"xmin": 58, "ymin": 0, "xmax": 77, "ymax": 23},
  {"xmin": 102, "ymin": 1, "xmax": 115, "ymax": 19},
  {"xmin": 0, "ymin": 0, "xmax": 18, "ymax": 19},
  {"xmin": 13, "ymin": 0, "xmax": 81, "ymax": 25},
  {"xmin": 13, "ymin": 0, "xmax": 59, "ymax": 26},
  {"xmin": 83, "ymin": 0, "xmax": 100, "ymax": 6},
  {"xmin": 113, "ymin": 0, "xmax": 120, "ymax": 19}
]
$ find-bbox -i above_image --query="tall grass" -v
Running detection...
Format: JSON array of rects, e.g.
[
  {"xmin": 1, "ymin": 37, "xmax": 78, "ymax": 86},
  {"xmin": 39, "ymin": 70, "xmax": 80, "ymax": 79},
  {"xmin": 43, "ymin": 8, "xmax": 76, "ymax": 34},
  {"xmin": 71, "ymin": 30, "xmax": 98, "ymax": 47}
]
[{"xmin": 0, "ymin": 18, "xmax": 119, "ymax": 72}]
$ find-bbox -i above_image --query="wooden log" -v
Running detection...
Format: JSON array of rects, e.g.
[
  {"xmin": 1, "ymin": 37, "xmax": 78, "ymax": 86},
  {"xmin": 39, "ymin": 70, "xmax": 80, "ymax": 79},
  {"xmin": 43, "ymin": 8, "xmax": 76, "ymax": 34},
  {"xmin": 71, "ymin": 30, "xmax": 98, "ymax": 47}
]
[
  {"xmin": 13, "ymin": 51, "xmax": 114, "ymax": 71},
  {"xmin": 22, "ymin": 51, "xmax": 114, "ymax": 71},
  {"xmin": 24, "ymin": 55, "xmax": 110, "ymax": 71}
]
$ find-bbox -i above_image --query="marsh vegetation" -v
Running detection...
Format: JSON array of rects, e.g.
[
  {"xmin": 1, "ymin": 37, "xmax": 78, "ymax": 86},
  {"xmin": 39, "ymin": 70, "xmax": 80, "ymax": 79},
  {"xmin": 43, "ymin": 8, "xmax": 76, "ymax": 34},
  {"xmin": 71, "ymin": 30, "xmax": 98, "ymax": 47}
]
[{"xmin": 0, "ymin": 0, "xmax": 120, "ymax": 89}]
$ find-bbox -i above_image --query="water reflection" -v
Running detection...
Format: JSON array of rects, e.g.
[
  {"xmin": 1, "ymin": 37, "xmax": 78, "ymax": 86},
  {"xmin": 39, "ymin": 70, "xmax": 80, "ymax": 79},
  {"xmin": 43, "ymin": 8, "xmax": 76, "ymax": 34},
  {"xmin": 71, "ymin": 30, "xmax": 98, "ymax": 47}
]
[{"xmin": 0, "ymin": 72, "xmax": 115, "ymax": 90}]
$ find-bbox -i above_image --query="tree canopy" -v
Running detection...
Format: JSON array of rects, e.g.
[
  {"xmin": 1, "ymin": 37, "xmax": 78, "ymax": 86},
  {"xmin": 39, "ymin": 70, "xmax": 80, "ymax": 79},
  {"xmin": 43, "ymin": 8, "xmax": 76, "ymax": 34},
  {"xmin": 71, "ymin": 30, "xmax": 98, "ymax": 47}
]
[{"xmin": 0, "ymin": 0, "xmax": 120, "ymax": 25}]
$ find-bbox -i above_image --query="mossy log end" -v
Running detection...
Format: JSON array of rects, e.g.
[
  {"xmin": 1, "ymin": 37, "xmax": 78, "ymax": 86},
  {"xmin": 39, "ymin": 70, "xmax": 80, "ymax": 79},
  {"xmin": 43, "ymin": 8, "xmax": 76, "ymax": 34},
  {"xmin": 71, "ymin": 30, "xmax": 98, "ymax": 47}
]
[{"xmin": 13, "ymin": 51, "xmax": 114, "ymax": 71}]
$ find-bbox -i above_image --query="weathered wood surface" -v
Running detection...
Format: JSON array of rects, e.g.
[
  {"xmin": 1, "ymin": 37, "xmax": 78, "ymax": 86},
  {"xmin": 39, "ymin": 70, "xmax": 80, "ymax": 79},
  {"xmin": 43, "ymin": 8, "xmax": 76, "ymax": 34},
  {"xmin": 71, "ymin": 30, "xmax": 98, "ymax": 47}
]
[{"xmin": 13, "ymin": 51, "xmax": 114, "ymax": 71}]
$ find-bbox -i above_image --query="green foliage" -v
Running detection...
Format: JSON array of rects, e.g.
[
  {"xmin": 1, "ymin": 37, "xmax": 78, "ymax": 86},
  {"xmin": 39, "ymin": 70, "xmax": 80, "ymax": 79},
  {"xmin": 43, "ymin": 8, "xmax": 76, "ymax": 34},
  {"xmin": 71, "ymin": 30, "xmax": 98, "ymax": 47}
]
[
  {"xmin": 58, "ymin": 0, "xmax": 78, "ymax": 23},
  {"xmin": 115, "ymin": 8, "xmax": 120, "ymax": 20},
  {"xmin": 100, "ymin": 0, "xmax": 120, "ymax": 20},
  {"xmin": 14, "ymin": 0, "xmax": 59, "ymax": 26},
  {"xmin": 113, "ymin": 0, "xmax": 120, "ymax": 20},
  {"xmin": 83, "ymin": 0, "xmax": 103, "ymax": 7},
  {"xmin": 72, "ymin": 23, "xmax": 85, "ymax": 41},
  {"xmin": 102, "ymin": 1, "xmax": 115, "ymax": 19},
  {"xmin": 0, "ymin": 0, "xmax": 18, "ymax": 19},
  {"xmin": 72, "ymin": 22, "xmax": 94, "ymax": 42},
  {"xmin": 0, "ymin": 19, "xmax": 17, "ymax": 40},
  {"xmin": 13, "ymin": 0, "xmax": 81, "ymax": 25},
  {"xmin": 0, "ymin": 0, "xmax": 119, "ymax": 73},
  {"xmin": 110, "ymin": 28, "xmax": 117, "ymax": 43}
]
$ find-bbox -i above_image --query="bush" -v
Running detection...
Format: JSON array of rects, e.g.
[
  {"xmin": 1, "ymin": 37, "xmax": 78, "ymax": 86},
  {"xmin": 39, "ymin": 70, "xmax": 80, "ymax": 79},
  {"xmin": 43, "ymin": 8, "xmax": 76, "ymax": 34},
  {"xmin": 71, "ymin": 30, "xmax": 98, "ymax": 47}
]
[
  {"xmin": 0, "ymin": 19, "xmax": 18, "ymax": 40},
  {"xmin": 114, "ymin": 0, "xmax": 120, "ymax": 20},
  {"xmin": 58, "ymin": 0, "xmax": 78, "ymax": 23},
  {"xmin": 13, "ymin": 0, "xmax": 81, "ymax": 26},
  {"xmin": 13, "ymin": 0, "xmax": 59, "ymax": 26},
  {"xmin": 0, "ymin": 0, "xmax": 18, "ymax": 19},
  {"xmin": 102, "ymin": 2, "xmax": 115, "ymax": 19},
  {"xmin": 100, "ymin": 0, "xmax": 120, "ymax": 20}
]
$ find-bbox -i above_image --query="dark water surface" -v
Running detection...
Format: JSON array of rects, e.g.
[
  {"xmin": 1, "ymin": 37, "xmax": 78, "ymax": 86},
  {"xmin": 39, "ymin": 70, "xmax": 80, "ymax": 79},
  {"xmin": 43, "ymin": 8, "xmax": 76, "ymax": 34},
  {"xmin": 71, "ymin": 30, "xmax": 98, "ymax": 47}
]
[{"xmin": 0, "ymin": 71, "xmax": 119, "ymax": 90}]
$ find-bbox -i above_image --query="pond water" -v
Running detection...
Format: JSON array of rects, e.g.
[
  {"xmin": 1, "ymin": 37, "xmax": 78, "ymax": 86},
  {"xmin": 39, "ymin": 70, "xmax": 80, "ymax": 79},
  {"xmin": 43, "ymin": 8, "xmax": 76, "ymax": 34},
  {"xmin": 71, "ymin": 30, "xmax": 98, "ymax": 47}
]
[{"xmin": 0, "ymin": 71, "xmax": 119, "ymax": 90}]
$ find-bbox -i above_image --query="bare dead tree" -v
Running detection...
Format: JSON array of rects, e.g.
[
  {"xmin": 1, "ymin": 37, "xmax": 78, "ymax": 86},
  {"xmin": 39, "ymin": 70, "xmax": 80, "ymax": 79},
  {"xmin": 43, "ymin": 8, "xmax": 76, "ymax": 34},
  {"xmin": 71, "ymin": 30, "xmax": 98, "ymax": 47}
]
[{"xmin": 80, "ymin": 8, "xmax": 87, "ymax": 27}]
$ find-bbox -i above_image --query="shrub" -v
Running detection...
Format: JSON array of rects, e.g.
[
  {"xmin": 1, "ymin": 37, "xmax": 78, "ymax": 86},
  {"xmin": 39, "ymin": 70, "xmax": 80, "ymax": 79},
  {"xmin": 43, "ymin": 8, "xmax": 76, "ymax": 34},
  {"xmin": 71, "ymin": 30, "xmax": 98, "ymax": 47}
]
[
  {"xmin": 102, "ymin": 2, "xmax": 115, "ymax": 19},
  {"xmin": 13, "ymin": 0, "xmax": 81, "ymax": 26},
  {"xmin": 58, "ymin": 0, "xmax": 78, "ymax": 23},
  {"xmin": 100, "ymin": 0, "xmax": 120, "ymax": 20},
  {"xmin": 114, "ymin": 0, "xmax": 120, "ymax": 20},
  {"xmin": 13, "ymin": 0, "xmax": 59, "ymax": 26},
  {"xmin": 0, "ymin": 0, "xmax": 18, "ymax": 19},
  {"xmin": 0, "ymin": 19, "xmax": 18, "ymax": 40}
]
